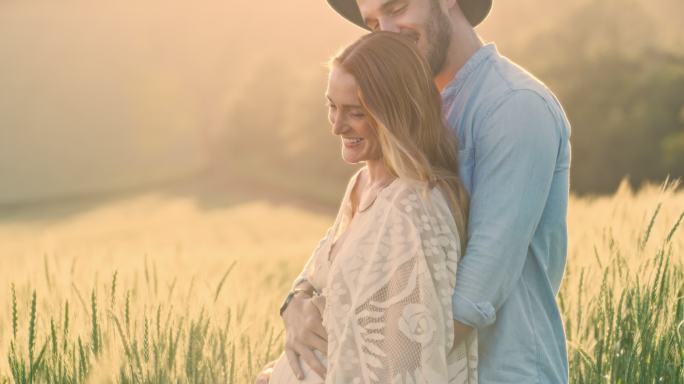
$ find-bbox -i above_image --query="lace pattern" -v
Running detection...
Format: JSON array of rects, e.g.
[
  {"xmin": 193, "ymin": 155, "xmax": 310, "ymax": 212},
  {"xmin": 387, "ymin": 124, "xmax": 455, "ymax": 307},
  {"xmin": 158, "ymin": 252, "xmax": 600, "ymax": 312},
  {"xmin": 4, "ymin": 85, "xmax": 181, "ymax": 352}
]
[{"xmin": 274, "ymin": 172, "xmax": 478, "ymax": 384}]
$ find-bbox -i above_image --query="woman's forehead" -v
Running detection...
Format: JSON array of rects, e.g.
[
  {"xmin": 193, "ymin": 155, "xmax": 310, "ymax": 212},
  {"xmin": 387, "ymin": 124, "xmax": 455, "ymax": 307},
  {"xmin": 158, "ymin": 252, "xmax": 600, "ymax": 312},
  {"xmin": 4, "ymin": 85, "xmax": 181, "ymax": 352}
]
[{"xmin": 327, "ymin": 66, "xmax": 361, "ymax": 105}]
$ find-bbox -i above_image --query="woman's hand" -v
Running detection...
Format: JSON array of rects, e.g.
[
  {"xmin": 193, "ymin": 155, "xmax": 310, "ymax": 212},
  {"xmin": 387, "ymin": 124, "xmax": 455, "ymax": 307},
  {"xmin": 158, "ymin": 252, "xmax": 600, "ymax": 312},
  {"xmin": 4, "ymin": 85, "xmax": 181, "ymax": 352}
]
[
  {"xmin": 282, "ymin": 292, "xmax": 328, "ymax": 380},
  {"xmin": 255, "ymin": 360, "xmax": 276, "ymax": 384}
]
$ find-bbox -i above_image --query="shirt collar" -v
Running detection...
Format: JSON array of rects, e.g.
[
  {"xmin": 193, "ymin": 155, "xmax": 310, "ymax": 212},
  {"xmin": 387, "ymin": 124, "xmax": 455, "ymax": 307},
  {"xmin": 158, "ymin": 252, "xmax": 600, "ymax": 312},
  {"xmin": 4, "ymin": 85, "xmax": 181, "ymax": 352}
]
[{"xmin": 442, "ymin": 43, "xmax": 498, "ymax": 97}]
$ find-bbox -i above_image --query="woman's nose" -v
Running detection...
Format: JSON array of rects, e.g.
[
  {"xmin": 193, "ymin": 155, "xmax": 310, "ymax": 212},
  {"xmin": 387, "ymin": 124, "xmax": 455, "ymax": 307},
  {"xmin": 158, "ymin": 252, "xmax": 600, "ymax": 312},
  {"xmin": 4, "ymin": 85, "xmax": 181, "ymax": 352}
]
[{"xmin": 331, "ymin": 113, "xmax": 347, "ymax": 135}]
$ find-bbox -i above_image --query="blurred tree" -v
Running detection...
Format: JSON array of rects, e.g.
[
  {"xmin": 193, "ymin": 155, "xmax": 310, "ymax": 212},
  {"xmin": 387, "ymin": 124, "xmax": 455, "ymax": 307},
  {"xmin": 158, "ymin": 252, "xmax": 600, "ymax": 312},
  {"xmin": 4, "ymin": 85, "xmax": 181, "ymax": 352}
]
[
  {"xmin": 522, "ymin": 0, "xmax": 684, "ymax": 194},
  {"xmin": 661, "ymin": 107, "xmax": 684, "ymax": 177},
  {"xmin": 219, "ymin": 59, "xmax": 296, "ymax": 169},
  {"xmin": 214, "ymin": 59, "xmax": 353, "ymax": 202},
  {"xmin": 214, "ymin": 0, "xmax": 683, "ymax": 198}
]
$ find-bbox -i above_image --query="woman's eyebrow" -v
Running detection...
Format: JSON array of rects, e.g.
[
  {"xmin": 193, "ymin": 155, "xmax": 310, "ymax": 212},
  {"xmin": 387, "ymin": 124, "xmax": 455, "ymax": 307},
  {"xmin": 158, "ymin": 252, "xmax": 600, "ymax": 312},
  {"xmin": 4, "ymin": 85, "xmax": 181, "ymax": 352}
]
[{"xmin": 325, "ymin": 96, "xmax": 362, "ymax": 108}]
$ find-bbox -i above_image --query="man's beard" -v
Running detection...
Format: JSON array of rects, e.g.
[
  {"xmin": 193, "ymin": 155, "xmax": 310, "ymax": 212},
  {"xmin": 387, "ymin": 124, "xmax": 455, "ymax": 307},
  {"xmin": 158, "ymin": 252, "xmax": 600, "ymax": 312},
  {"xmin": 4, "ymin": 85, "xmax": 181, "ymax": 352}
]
[{"xmin": 425, "ymin": 0, "xmax": 452, "ymax": 75}]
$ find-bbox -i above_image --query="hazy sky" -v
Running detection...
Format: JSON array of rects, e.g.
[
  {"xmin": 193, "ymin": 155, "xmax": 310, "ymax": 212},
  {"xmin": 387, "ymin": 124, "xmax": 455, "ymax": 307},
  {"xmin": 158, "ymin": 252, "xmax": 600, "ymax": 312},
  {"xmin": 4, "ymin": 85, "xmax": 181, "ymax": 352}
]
[{"xmin": 1, "ymin": 0, "xmax": 681, "ymax": 204}]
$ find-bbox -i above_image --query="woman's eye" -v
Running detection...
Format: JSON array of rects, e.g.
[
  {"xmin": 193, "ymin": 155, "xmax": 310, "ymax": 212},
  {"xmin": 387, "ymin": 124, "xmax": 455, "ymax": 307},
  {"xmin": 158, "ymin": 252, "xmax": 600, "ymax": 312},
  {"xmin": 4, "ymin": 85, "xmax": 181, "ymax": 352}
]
[{"xmin": 350, "ymin": 112, "xmax": 365, "ymax": 119}]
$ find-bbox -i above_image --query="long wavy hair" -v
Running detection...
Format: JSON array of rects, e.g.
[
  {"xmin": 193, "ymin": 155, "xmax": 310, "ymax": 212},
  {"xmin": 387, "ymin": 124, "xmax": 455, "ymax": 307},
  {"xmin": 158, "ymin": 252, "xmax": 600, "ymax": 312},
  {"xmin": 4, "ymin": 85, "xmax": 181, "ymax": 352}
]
[{"xmin": 331, "ymin": 31, "xmax": 469, "ymax": 248}]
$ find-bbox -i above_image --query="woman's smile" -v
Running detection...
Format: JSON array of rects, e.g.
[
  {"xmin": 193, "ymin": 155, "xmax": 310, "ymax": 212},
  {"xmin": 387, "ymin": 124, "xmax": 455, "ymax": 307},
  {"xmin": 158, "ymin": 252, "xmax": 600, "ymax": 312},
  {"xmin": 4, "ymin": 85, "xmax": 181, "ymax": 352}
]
[{"xmin": 342, "ymin": 137, "xmax": 364, "ymax": 148}]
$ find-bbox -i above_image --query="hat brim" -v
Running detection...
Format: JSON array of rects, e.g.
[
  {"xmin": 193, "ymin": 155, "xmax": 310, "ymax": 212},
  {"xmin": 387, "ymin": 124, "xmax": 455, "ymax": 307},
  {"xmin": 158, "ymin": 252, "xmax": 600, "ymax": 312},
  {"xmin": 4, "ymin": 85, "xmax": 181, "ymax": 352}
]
[{"xmin": 327, "ymin": 0, "xmax": 492, "ymax": 30}]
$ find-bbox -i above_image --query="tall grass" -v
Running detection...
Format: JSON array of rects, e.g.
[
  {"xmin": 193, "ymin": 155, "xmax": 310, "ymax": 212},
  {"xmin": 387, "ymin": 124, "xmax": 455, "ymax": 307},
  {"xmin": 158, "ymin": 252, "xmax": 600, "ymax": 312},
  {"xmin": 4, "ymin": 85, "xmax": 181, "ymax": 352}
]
[
  {"xmin": 562, "ymin": 209, "xmax": 684, "ymax": 382},
  {"xmin": 0, "ymin": 182, "xmax": 682, "ymax": 383},
  {"xmin": 4, "ymin": 273, "xmax": 281, "ymax": 383}
]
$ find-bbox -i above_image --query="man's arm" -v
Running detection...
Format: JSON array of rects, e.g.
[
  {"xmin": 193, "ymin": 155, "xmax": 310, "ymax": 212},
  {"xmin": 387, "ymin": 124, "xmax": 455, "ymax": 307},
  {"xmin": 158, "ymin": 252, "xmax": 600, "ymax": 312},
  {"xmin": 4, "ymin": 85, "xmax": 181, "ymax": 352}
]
[{"xmin": 452, "ymin": 90, "xmax": 562, "ymax": 328}]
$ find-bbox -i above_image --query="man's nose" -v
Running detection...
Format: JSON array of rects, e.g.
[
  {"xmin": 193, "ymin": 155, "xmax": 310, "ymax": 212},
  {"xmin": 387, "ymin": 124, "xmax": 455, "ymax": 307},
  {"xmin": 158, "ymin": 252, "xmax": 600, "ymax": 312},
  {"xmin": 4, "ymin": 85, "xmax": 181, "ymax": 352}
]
[{"xmin": 378, "ymin": 18, "xmax": 400, "ymax": 33}]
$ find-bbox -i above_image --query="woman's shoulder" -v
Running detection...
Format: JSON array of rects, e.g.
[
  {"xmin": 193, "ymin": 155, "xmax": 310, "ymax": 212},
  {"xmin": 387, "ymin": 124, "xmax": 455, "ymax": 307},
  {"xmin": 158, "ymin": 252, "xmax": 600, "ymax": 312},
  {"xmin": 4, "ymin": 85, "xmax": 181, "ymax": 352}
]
[
  {"xmin": 379, "ymin": 178, "xmax": 462, "ymax": 254},
  {"xmin": 381, "ymin": 178, "xmax": 450, "ymax": 217},
  {"xmin": 384, "ymin": 177, "xmax": 444, "ymax": 199}
]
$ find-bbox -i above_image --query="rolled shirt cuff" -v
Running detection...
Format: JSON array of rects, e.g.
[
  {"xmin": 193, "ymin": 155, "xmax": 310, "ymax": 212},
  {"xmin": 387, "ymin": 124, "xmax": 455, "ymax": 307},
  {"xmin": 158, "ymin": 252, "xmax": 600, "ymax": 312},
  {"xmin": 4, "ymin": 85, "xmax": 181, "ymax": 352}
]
[{"xmin": 452, "ymin": 293, "xmax": 496, "ymax": 328}]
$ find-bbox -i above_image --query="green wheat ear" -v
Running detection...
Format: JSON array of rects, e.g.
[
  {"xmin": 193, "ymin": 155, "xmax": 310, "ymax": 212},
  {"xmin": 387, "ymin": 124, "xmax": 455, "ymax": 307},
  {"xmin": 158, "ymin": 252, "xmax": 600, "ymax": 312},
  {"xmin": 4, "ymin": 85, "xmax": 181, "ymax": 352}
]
[
  {"xmin": 11, "ymin": 283, "xmax": 18, "ymax": 341},
  {"xmin": 28, "ymin": 290, "xmax": 37, "ymax": 373},
  {"xmin": 111, "ymin": 270, "xmax": 119, "ymax": 309},
  {"xmin": 229, "ymin": 343, "xmax": 236, "ymax": 384},
  {"xmin": 63, "ymin": 300, "xmax": 70, "ymax": 354},
  {"xmin": 640, "ymin": 203, "xmax": 662, "ymax": 250},
  {"xmin": 214, "ymin": 260, "xmax": 237, "ymax": 303},
  {"xmin": 665, "ymin": 211, "xmax": 683, "ymax": 244},
  {"xmin": 143, "ymin": 316, "xmax": 150, "ymax": 362},
  {"xmin": 77, "ymin": 336, "xmax": 87, "ymax": 380},
  {"xmin": 44, "ymin": 253, "xmax": 52, "ymax": 289},
  {"xmin": 50, "ymin": 317, "xmax": 58, "ymax": 356},
  {"xmin": 91, "ymin": 290, "xmax": 100, "ymax": 357},
  {"xmin": 125, "ymin": 290, "xmax": 131, "ymax": 336}
]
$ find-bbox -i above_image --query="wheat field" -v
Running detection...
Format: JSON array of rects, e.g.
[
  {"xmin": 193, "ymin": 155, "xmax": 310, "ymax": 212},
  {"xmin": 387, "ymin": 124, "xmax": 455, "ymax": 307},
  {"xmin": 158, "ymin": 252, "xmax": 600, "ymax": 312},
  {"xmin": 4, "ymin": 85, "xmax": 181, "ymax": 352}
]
[{"xmin": 0, "ymin": 179, "xmax": 682, "ymax": 383}]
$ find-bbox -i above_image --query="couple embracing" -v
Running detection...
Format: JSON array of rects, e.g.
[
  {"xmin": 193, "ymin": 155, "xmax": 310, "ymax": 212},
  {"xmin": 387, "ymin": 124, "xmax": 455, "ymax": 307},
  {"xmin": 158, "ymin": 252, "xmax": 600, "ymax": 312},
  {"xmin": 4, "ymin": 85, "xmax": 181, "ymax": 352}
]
[{"xmin": 258, "ymin": 0, "xmax": 571, "ymax": 383}]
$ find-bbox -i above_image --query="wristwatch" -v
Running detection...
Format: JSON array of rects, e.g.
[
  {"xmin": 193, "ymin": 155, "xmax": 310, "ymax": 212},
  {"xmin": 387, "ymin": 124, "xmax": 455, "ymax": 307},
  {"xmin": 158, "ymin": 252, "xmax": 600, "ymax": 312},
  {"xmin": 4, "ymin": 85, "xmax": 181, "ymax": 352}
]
[{"xmin": 279, "ymin": 287, "xmax": 314, "ymax": 317}]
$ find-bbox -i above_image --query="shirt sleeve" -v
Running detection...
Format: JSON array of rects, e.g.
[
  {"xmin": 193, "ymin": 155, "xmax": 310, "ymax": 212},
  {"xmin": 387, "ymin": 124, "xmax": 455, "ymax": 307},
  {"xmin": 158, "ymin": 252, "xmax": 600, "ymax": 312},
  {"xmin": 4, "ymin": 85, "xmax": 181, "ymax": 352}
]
[{"xmin": 452, "ymin": 90, "xmax": 562, "ymax": 328}]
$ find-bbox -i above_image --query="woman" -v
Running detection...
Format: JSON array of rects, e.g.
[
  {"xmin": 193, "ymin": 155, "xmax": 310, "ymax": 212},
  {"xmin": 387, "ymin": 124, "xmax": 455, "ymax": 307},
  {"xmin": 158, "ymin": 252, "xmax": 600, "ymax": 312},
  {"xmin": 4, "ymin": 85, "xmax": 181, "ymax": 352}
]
[{"xmin": 258, "ymin": 31, "xmax": 477, "ymax": 384}]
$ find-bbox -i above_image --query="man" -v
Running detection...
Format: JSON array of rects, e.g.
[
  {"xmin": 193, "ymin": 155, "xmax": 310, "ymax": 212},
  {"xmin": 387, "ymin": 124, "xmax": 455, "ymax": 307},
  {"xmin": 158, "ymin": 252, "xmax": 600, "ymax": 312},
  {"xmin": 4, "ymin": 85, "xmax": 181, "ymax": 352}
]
[{"xmin": 266, "ymin": 0, "xmax": 571, "ymax": 382}]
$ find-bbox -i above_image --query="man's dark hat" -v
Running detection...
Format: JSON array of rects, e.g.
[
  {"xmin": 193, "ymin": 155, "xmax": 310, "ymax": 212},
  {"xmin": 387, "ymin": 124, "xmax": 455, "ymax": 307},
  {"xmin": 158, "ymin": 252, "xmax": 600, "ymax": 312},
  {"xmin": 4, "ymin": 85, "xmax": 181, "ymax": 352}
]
[{"xmin": 327, "ymin": 0, "xmax": 492, "ymax": 30}]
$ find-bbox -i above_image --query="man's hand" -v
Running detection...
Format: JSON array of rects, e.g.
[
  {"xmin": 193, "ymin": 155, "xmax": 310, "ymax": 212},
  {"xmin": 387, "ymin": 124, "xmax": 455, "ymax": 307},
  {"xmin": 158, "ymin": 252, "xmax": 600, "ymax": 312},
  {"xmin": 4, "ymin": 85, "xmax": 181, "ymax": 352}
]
[
  {"xmin": 282, "ymin": 290, "xmax": 328, "ymax": 380},
  {"xmin": 452, "ymin": 319, "xmax": 474, "ymax": 351}
]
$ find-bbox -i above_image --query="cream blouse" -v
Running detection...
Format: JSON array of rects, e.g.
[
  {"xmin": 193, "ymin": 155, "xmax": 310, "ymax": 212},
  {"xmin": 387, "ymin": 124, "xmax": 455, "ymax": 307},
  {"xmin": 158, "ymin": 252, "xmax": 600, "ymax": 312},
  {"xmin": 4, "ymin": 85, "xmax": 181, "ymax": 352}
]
[{"xmin": 271, "ymin": 168, "xmax": 478, "ymax": 384}]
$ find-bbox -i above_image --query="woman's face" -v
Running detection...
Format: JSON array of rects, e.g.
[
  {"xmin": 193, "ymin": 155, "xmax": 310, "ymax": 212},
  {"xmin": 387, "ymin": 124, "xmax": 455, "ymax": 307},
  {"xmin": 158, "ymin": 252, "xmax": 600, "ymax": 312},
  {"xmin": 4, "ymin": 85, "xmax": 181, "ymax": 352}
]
[{"xmin": 325, "ymin": 65, "xmax": 382, "ymax": 165}]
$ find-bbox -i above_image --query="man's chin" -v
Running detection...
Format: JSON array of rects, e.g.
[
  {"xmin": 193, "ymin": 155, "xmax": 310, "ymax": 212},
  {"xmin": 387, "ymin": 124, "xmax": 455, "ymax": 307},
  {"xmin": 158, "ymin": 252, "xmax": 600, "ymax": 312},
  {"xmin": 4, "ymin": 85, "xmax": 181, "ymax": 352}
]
[
  {"xmin": 402, "ymin": 30, "xmax": 421, "ymax": 45},
  {"xmin": 428, "ymin": 48, "xmax": 448, "ymax": 75}
]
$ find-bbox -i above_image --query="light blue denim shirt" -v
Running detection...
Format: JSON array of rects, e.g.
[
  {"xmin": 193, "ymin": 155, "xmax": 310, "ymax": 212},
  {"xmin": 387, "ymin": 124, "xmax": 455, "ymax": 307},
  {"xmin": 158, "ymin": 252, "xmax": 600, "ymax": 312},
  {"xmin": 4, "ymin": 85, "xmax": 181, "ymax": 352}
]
[{"xmin": 444, "ymin": 44, "xmax": 570, "ymax": 383}]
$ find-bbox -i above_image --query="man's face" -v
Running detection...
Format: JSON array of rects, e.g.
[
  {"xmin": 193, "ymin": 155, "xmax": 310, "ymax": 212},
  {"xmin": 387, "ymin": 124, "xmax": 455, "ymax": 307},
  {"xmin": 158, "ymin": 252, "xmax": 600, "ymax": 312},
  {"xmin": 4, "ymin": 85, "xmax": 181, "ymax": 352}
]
[{"xmin": 356, "ymin": 0, "xmax": 452, "ymax": 75}]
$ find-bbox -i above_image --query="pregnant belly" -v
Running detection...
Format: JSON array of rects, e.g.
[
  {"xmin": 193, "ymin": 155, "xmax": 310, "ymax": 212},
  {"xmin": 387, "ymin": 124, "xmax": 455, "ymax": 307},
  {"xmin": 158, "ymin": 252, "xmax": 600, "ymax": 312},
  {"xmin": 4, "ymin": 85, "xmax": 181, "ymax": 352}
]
[{"xmin": 270, "ymin": 350, "xmax": 327, "ymax": 384}]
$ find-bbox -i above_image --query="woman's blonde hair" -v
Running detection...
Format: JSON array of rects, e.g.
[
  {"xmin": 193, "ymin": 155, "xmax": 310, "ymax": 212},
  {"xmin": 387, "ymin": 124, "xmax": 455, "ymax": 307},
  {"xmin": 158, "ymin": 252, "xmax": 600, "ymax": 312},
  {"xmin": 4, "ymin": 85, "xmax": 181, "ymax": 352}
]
[{"xmin": 331, "ymin": 32, "xmax": 470, "ymax": 248}]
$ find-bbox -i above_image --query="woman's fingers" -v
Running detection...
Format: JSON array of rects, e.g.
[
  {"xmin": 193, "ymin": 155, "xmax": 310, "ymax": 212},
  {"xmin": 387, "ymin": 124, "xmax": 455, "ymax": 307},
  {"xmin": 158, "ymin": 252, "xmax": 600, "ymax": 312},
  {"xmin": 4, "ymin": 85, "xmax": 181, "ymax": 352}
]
[
  {"xmin": 308, "ymin": 314, "xmax": 328, "ymax": 341},
  {"xmin": 283, "ymin": 294, "xmax": 328, "ymax": 379},
  {"xmin": 298, "ymin": 347, "xmax": 327, "ymax": 380},
  {"xmin": 285, "ymin": 348, "xmax": 305, "ymax": 380},
  {"xmin": 305, "ymin": 332, "xmax": 328, "ymax": 355}
]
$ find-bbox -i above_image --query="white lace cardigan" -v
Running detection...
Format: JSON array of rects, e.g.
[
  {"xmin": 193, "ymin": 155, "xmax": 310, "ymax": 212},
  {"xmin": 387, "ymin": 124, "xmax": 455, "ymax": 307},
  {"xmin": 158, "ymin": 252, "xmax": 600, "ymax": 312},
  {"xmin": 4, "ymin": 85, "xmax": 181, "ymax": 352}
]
[{"xmin": 271, "ymin": 169, "xmax": 478, "ymax": 384}]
